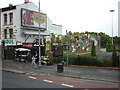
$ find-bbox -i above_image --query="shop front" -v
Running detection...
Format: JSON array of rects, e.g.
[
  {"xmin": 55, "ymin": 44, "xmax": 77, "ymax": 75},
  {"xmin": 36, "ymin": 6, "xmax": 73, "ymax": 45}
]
[{"xmin": 0, "ymin": 39, "xmax": 16, "ymax": 60}]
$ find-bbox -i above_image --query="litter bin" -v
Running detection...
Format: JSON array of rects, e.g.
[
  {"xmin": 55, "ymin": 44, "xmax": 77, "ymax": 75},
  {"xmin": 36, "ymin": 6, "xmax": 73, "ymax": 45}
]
[{"xmin": 57, "ymin": 63, "xmax": 64, "ymax": 73}]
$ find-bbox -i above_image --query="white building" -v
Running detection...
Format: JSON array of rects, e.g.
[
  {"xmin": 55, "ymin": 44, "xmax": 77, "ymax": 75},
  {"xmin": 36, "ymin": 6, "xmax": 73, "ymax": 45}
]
[
  {"xmin": 0, "ymin": 0, "xmax": 62, "ymax": 60},
  {"xmin": 0, "ymin": 1, "xmax": 62, "ymax": 46}
]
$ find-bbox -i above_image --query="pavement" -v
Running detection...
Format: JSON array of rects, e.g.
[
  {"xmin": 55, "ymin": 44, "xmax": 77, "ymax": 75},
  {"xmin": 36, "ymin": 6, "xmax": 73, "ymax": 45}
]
[
  {"xmin": 97, "ymin": 52, "xmax": 120, "ymax": 60},
  {"xmin": 1, "ymin": 60, "xmax": 120, "ymax": 83}
]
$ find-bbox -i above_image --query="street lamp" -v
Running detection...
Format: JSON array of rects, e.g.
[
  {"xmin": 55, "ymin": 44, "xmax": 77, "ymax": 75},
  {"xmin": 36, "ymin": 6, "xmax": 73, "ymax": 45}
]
[
  {"xmin": 38, "ymin": 0, "xmax": 41, "ymax": 67},
  {"xmin": 110, "ymin": 10, "xmax": 115, "ymax": 45},
  {"xmin": 66, "ymin": 30, "xmax": 68, "ymax": 66},
  {"xmin": 49, "ymin": 30, "xmax": 51, "ymax": 52}
]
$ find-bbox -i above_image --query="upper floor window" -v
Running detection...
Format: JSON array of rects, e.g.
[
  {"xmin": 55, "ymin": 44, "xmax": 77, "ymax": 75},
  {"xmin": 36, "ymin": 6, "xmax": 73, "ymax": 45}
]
[
  {"xmin": 4, "ymin": 29, "xmax": 7, "ymax": 39},
  {"xmin": 4, "ymin": 14, "xmax": 7, "ymax": 25},
  {"xmin": 9, "ymin": 29, "xmax": 13, "ymax": 39},
  {"xmin": 9, "ymin": 13, "xmax": 13, "ymax": 24}
]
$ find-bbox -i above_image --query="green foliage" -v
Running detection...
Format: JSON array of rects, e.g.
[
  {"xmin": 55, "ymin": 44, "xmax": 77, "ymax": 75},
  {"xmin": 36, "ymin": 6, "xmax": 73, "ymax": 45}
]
[
  {"xmin": 53, "ymin": 54, "xmax": 115, "ymax": 67},
  {"xmin": 51, "ymin": 33, "xmax": 55, "ymax": 42},
  {"xmin": 54, "ymin": 54, "xmax": 105, "ymax": 67},
  {"xmin": 112, "ymin": 47, "xmax": 119, "ymax": 67},
  {"xmin": 56, "ymin": 36, "xmax": 60, "ymax": 42},
  {"xmin": 91, "ymin": 41, "xmax": 96, "ymax": 56},
  {"xmin": 80, "ymin": 31, "xmax": 97, "ymax": 35},
  {"xmin": 53, "ymin": 56, "xmax": 63, "ymax": 63},
  {"xmin": 116, "ymin": 48, "xmax": 120, "ymax": 52},
  {"xmin": 98, "ymin": 32, "xmax": 111, "ymax": 48},
  {"xmin": 73, "ymin": 32, "xmax": 80, "ymax": 35},
  {"xmin": 113, "ymin": 36, "xmax": 120, "ymax": 45},
  {"xmin": 67, "ymin": 54, "xmax": 104, "ymax": 67},
  {"xmin": 106, "ymin": 43, "xmax": 113, "ymax": 52},
  {"xmin": 100, "ymin": 59, "xmax": 112, "ymax": 67},
  {"xmin": 67, "ymin": 31, "xmax": 73, "ymax": 35}
]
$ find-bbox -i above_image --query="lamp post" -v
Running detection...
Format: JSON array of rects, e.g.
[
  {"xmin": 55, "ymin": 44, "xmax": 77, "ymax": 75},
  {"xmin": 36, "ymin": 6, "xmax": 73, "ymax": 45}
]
[
  {"xmin": 38, "ymin": 0, "xmax": 41, "ymax": 67},
  {"xmin": 49, "ymin": 31, "xmax": 51, "ymax": 52},
  {"xmin": 110, "ymin": 10, "xmax": 115, "ymax": 45},
  {"xmin": 66, "ymin": 30, "xmax": 68, "ymax": 66}
]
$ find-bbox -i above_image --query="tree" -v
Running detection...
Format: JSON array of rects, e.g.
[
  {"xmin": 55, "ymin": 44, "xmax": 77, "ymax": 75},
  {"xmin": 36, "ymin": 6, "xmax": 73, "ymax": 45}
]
[
  {"xmin": 98, "ymin": 32, "xmax": 111, "ymax": 48},
  {"xmin": 67, "ymin": 31, "xmax": 73, "ymax": 35},
  {"xmin": 73, "ymin": 32, "xmax": 80, "ymax": 35},
  {"xmin": 51, "ymin": 33, "xmax": 55, "ymax": 42},
  {"xmin": 112, "ymin": 46, "xmax": 119, "ymax": 67},
  {"xmin": 56, "ymin": 35, "xmax": 60, "ymax": 42},
  {"xmin": 113, "ymin": 36, "xmax": 120, "ymax": 45},
  {"xmin": 91, "ymin": 41, "xmax": 96, "ymax": 56},
  {"xmin": 106, "ymin": 43, "xmax": 113, "ymax": 52}
]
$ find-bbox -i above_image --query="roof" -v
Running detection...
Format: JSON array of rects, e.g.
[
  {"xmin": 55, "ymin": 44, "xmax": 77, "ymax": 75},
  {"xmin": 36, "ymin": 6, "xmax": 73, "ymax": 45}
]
[
  {"xmin": 52, "ymin": 24, "xmax": 62, "ymax": 27},
  {"xmin": 1, "ymin": 6, "xmax": 16, "ymax": 12},
  {"xmin": 67, "ymin": 34, "xmax": 87, "ymax": 37},
  {"xmin": 1, "ymin": 2, "xmax": 33, "ymax": 12}
]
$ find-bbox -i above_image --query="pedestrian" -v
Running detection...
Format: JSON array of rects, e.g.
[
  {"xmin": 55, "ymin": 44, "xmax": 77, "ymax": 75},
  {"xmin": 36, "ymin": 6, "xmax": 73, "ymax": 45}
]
[
  {"xmin": 35, "ymin": 53, "xmax": 38, "ymax": 63},
  {"xmin": 31, "ymin": 55, "xmax": 37, "ymax": 68}
]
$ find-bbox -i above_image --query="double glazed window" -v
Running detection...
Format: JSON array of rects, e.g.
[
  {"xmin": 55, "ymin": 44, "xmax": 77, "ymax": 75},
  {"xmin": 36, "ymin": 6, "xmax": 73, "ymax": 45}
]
[
  {"xmin": 9, "ymin": 29, "xmax": 13, "ymax": 39},
  {"xmin": 4, "ymin": 29, "xmax": 13, "ymax": 39},
  {"xmin": 9, "ymin": 13, "xmax": 13, "ymax": 24},
  {"xmin": 4, "ymin": 29, "xmax": 7, "ymax": 39},
  {"xmin": 4, "ymin": 14, "xmax": 7, "ymax": 25},
  {"xmin": 4, "ymin": 13, "xmax": 13, "ymax": 25}
]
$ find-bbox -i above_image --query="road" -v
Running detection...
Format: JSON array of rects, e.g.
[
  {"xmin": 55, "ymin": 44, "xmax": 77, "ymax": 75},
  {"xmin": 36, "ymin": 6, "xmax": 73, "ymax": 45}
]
[
  {"xmin": 2, "ymin": 71, "xmax": 119, "ymax": 89},
  {"xmin": 2, "ymin": 71, "xmax": 68, "ymax": 88},
  {"xmin": 3, "ymin": 60, "xmax": 119, "ymax": 82}
]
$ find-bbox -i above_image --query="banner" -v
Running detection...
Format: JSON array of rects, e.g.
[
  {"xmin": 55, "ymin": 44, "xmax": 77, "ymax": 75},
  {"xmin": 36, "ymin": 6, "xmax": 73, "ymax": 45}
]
[{"xmin": 21, "ymin": 8, "xmax": 47, "ymax": 30}]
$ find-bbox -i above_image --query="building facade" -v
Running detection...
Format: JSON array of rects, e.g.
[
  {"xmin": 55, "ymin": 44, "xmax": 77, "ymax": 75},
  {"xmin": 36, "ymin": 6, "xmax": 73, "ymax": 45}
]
[{"xmin": 0, "ymin": 1, "xmax": 62, "ymax": 60}]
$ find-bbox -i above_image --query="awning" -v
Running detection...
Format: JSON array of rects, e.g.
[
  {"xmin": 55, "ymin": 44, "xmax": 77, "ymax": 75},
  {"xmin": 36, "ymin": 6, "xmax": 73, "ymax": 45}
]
[
  {"xmin": 15, "ymin": 48, "xmax": 31, "ymax": 51},
  {"xmin": 22, "ymin": 30, "xmax": 49, "ymax": 36}
]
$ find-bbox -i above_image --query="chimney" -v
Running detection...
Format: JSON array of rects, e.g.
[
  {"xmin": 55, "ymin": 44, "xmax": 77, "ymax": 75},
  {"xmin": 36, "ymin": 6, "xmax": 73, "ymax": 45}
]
[
  {"xmin": 9, "ymin": 3, "xmax": 13, "ymax": 7},
  {"xmin": 24, "ymin": 0, "xmax": 29, "ymax": 3}
]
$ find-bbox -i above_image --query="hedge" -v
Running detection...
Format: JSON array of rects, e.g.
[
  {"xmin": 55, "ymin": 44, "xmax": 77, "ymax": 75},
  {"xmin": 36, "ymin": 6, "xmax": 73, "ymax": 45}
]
[{"xmin": 53, "ymin": 54, "xmax": 112, "ymax": 67}]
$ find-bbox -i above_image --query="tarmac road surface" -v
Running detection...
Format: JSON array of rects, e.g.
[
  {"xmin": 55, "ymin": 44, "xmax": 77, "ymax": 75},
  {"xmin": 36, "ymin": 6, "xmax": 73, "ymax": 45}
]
[
  {"xmin": 20, "ymin": 73, "xmax": 119, "ymax": 88},
  {"xmin": 2, "ymin": 60, "xmax": 120, "ymax": 83},
  {"xmin": 2, "ymin": 71, "xmax": 68, "ymax": 88},
  {"xmin": 2, "ymin": 71, "xmax": 119, "ymax": 89}
]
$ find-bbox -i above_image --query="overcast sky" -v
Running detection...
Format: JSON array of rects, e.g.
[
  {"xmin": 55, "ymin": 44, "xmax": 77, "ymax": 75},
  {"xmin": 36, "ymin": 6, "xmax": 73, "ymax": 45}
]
[{"xmin": 0, "ymin": 0, "xmax": 119, "ymax": 36}]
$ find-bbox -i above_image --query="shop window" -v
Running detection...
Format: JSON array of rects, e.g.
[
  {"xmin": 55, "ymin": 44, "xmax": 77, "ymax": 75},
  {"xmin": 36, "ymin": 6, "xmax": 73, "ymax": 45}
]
[
  {"xmin": 9, "ymin": 29, "xmax": 13, "ymax": 39},
  {"xmin": 9, "ymin": 13, "xmax": 13, "ymax": 24},
  {"xmin": 4, "ymin": 29, "xmax": 7, "ymax": 39},
  {"xmin": 4, "ymin": 14, "xmax": 7, "ymax": 25}
]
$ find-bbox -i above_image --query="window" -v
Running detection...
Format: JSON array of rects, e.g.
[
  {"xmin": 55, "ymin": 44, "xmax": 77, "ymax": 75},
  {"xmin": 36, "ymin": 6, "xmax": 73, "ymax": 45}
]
[
  {"xmin": 4, "ymin": 14, "xmax": 7, "ymax": 25},
  {"xmin": 4, "ymin": 29, "xmax": 7, "ymax": 39},
  {"xmin": 9, "ymin": 29, "xmax": 13, "ymax": 39},
  {"xmin": 9, "ymin": 13, "xmax": 13, "ymax": 24}
]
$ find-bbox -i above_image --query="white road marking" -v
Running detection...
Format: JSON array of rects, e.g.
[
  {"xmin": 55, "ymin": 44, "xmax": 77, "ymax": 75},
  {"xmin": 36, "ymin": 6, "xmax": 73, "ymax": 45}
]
[
  {"xmin": 43, "ymin": 80, "xmax": 53, "ymax": 83},
  {"xmin": 61, "ymin": 83, "xmax": 74, "ymax": 87},
  {"xmin": 28, "ymin": 76, "xmax": 36, "ymax": 79}
]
